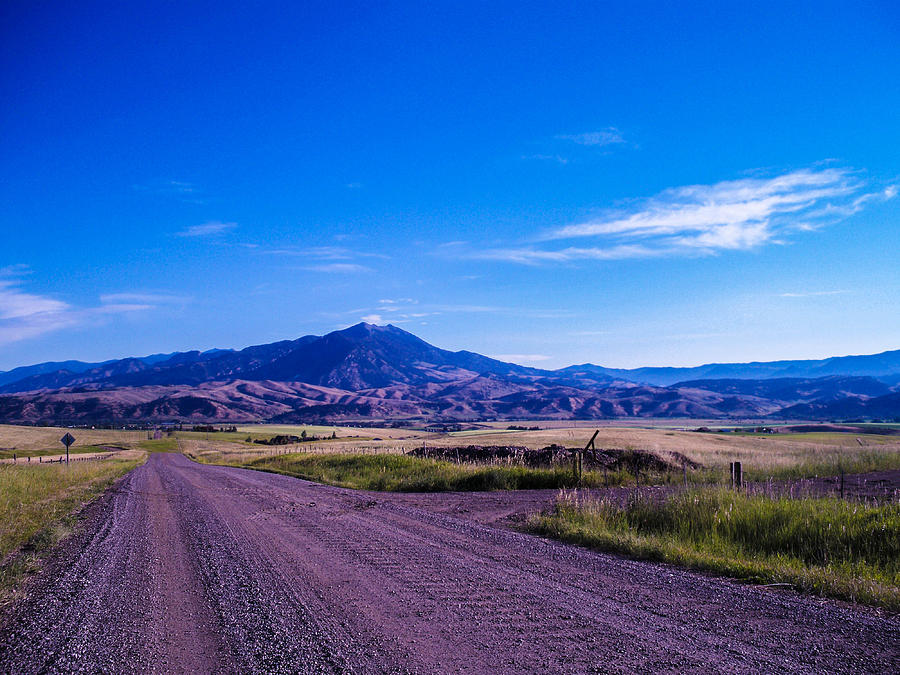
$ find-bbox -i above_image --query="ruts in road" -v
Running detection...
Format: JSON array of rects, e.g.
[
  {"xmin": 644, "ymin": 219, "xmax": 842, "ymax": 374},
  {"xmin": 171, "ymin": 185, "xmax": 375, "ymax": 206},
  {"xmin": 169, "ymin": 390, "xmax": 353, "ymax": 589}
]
[{"xmin": 1, "ymin": 453, "xmax": 897, "ymax": 673}]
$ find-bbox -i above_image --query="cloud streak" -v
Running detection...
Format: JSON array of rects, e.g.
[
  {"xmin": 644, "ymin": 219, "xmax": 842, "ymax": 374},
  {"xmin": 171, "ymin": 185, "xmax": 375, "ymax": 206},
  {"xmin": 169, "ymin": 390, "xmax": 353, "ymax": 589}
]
[
  {"xmin": 303, "ymin": 263, "xmax": 373, "ymax": 274},
  {"xmin": 99, "ymin": 292, "xmax": 192, "ymax": 305},
  {"xmin": 556, "ymin": 128, "xmax": 625, "ymax": 147},
  {"xmin": 0, "ymin": 274, "xmax": 169, "ymax": 347},
  {"xmin": 476, "ymin": 167, "xmax": 895, "ymax": 264},
  {"xmin": 779, "ymin": 290, "xmax": 849, "ymax": 298},
  {"xmin": 490, "ymin": 353, "xmax": 553, "ymax": 363},
  {"xmin": 177, "ymin": 221, "xmax": 236, "ymax": 237}
]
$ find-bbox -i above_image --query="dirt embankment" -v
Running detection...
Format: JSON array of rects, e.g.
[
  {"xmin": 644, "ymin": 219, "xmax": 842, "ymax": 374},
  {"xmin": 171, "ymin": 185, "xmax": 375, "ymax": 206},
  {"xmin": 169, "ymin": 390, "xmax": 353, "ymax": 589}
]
[{"xmin": 0, "ymin": 454, "xmax": 897, "ymax": 674}]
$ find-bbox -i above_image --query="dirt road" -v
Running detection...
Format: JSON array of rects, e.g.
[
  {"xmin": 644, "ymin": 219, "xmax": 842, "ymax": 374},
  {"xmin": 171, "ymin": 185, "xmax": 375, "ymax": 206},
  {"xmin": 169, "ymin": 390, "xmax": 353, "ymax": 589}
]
[{"xmin": 1, "ymin": 454, "xmax": 897, "ymax": 673}]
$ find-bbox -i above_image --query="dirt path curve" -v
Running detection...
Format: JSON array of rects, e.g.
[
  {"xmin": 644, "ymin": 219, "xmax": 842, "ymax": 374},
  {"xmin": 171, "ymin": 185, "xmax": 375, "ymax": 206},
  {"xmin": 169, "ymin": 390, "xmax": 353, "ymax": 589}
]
[{"xmin": 1, "ymin": 454, "xmax": 897, "ymax": 674}]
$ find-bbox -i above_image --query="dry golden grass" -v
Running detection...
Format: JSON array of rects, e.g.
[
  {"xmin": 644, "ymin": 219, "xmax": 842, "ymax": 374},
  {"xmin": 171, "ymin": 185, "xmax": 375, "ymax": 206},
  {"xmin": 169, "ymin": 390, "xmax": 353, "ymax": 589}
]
[
  {"xmin": 234, "ymin": 424, "xmax": 430, "ymax": 440},
  {"xmin": 0, "ymin": 424, "xmax": 145, "ymax": 453},
  {"xmin": 7, "ymin": 422, "xmax": 897, "ymax": 481}
]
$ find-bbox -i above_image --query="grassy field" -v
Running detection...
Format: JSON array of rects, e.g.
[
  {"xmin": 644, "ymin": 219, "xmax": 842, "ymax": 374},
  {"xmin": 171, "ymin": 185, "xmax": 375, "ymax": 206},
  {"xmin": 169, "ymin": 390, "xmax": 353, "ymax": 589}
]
[
  {"xmin": 8, "ymin": 421, "xmax": 897, "ymax": 483},
  {"xmin": 5, "ymin": 421, "xmax": 900, "ymax": 488},
  {"xmin": 182, "ymin": 422, "xmax": 900, "ymax": 487},
  {"xmin": 528, "ymin": 489, "xmax": 900, "ymax": 610},
  {"xmin": 0, "ymin": 444, "xmax": 126, "ymax": 460},
  {"xmin": 0, "ymin": 450, "xmax": 145, "ymax": 598},
  {"xmin": 0, "ymin": 424, "xmax": 145, "ymax": 453},
  {"xmin": 201, "ymin": 451, "xmax": 656, "ymax": 491}
]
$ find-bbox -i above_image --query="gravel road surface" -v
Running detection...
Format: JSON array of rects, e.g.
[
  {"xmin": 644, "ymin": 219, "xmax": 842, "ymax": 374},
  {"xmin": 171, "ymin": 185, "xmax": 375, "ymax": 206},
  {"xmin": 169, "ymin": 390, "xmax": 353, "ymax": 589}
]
[{"xmin": 1, "ymin": 453, "xmax": 897, "ymax": 673}]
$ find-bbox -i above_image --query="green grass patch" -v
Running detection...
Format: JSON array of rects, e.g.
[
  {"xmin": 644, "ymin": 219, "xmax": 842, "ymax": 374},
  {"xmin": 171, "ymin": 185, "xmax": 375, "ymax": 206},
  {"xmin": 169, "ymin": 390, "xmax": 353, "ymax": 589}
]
[
  {"xmin": 206, "ymin": 452, "xmax": 666, "ymax": 492},
  {"xmin": 137, "ymin": 437, "xmax": 180, "ymax": 452},
  {"xmin": 528, "ymin": 488, "xmax": 900, "ymax": 610},
  {"xmin": 174, "ymin": 431, "xmax": 258, "ymax": 444},
  {"xmin": 743, "ymin": 449, "xmax": 900, "ymax": 482}
]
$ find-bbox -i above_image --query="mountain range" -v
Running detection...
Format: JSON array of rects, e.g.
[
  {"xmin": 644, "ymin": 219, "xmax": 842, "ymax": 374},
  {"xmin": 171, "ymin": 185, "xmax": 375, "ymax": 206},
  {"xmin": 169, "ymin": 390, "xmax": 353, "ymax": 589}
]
[{"xmin": 1, "ymin": 323, "xmax": 898, "ymax": 424}]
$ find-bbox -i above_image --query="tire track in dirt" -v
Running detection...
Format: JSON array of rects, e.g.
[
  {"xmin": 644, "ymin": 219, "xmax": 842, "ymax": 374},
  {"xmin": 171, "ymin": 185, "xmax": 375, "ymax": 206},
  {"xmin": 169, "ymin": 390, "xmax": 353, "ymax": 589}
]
[{"xmin": 1, "ymin": 453, "xmax": 897, "ymax": 673}]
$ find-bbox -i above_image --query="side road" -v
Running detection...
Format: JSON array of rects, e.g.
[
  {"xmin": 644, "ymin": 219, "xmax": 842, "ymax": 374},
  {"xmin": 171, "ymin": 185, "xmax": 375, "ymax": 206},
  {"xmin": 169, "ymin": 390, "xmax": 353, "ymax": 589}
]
[{"xmin": 1, "ymin": 453, "xmax": 897, "ymax": 673}]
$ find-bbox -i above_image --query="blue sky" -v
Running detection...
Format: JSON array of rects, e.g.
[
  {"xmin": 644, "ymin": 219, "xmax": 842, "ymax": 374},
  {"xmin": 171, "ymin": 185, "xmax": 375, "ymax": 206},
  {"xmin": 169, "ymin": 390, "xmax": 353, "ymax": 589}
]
[{"xmin": 2, "ymin": 1, "xmax": 899, "ymax": 371}]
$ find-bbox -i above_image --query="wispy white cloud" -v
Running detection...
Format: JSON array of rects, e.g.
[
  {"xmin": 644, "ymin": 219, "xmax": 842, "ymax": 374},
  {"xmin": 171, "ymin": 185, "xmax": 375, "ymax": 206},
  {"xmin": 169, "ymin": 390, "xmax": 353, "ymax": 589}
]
[
  {"xmin": 779, "ymin": 290, "xmax": 849, "ymax": 298},
  {"xmin": 476, "ymin": 167, "xmax": 895, "ymax": 264},
  {"xmin": 134, "ymin": 180, "xmax": 204, "ymax": 204},
  {"xmin": 0, "ymin": 274, "xmax": 159, "ymax": 347},
  {"xmin": 522, "ymin": 154, "xmax": 569, "ymax": 165},
  {"xmin": 490, "ymin": 353, "xmax": 553, "ymax": 363},
  {"xmin": 96, "ymin": 303, "xmax": 155, "ymax": 313},
  {"xmin": 99, "ymin": 292, "xmax": 192, "ymax": 305},
  {"xmin": 556, "ymin": 128, "xmax": 625, "ymax": 147},
  {"xmin": 0, "ymin": 279, "xmax": 69, "ymax": 321},
  {"xmin": 569, "ymin": 330, "xmax": 611, "ymax": 337},
  {"xmin": 335, "ymin": 300, "xmax": 574, "ymax": 325},
  {"xmin": 360, "ymin": 314, "xmax": 383, "ymax": 323},
  {"xmin": 476, "ymin": 244, "xmax": 662, "ymax": 265},
  {"xmin": 303, "ymin": 263, "xmax": 373, "ymax": 273},
  {"xmin": 377, "ymin": 298, "xmax": 417, "ymax": 311},
  {"xmin": 176, "ymin": 221, "xmax": 236, "ymax": 237},
  {"xmin": 262, "ymin": 246, "xmax": 389, "ymax": 260}
]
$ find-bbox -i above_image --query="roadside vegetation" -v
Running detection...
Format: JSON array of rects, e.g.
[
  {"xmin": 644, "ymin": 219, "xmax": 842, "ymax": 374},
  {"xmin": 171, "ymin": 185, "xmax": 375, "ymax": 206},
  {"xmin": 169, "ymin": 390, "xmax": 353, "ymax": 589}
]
[
  {"xmin": 0, "ymin": 444, "xmax": 126, "ymax": 460},
  {"xmin": 0, "ymin": 452, "xmax": 145, "ymax": 597},
  {"xmin": 186, "ymin": 439, "xmax": 900, "ymax": 494},
  {"xmin": 188, "ymin": 424, "xmax": 900, "ymax": 484},
  {"xmin": 528, "ymin": 489, "xmax": 900, "ymax": 610},
  {"xmin": 192, "ymin": 451, "xmax": 657, "ymax": 491}
]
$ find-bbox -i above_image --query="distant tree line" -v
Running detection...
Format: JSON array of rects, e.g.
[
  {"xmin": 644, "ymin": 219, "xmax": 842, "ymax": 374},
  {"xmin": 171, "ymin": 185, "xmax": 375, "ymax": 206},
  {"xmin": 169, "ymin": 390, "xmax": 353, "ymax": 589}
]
[{"xmin": 253, "ymin": 430, "xmax": 338, "ymax": 445}]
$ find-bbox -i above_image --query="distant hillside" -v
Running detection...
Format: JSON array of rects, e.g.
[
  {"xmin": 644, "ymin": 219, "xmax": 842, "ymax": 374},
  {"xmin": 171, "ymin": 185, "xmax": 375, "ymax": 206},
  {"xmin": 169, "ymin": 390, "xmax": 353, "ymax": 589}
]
[
  {"xmin": 0, "ymin": 324, "xmax": 542, "ymax": 394},
  {"xmin": 561, "ymin": 350, "xmax": 900, "ymax": 386},
  {"xmin": 0, "ymin": 324, "xmax": 897, "ymax": 423},
  {"xmin": 672, "ymin": 376, "xmax": 893, "ymax": 402}
]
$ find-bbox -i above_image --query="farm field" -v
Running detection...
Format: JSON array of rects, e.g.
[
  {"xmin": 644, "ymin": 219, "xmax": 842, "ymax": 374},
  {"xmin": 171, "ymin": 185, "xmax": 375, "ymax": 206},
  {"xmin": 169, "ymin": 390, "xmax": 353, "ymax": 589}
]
[
  {"xmin": 184, "ymin": 421, "xmax": 900, "ymax": 484},
  {"xmin": 0, "ymin": 424, "xmax": 145, "ymax": 454}
]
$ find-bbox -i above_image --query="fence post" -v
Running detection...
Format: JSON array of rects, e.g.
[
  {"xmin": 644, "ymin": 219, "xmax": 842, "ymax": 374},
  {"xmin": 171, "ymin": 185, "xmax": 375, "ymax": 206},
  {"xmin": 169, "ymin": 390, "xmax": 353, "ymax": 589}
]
[
  {"xmin": 730, "ymin": 461, "xmax": 742, "ymax": 488},
  {"xmin": 840, "ymin": 467, "xmax": 845, "ymax": 499}
]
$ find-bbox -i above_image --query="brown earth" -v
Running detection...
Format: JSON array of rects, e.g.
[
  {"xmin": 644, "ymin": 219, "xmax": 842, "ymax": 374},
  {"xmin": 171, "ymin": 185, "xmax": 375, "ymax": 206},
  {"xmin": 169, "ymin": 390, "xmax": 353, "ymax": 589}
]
[{"xmin": 0, "ymin": 454, "xmax": 897, "ymax": 673}]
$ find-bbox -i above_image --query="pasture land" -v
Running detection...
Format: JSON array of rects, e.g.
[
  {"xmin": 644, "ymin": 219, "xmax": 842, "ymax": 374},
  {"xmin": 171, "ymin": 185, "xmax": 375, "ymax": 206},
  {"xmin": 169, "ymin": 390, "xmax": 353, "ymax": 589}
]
[
  {"xmin": 196, "ymin": 452, "xmax": 650, "ymax": 492},
  {"xmin": 185, "ymin": 423, "xmax": 900, "ymax": 484},
  {"xmin": 4, "ymin": 420, "xmax": 900, "ymax": 490},
  {"xmin": 0, "ymin": 445, "xmax": 123, "ymax": 461},
  {"xmin": 0, "ymin": 424, "xmax": 144, "ymax": 454}
]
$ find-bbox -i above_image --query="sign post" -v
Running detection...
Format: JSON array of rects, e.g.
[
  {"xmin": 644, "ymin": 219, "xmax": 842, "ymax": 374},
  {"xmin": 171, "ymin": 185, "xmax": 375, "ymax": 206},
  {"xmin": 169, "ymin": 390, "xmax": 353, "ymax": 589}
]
[{"xmin": 60, "ymin": 432, "xmax": 75, "ymax": 465}]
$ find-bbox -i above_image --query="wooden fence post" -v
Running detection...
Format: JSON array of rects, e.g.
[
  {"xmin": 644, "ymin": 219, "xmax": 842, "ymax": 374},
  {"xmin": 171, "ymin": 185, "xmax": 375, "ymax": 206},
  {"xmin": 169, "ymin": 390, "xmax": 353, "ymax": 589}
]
[
  {"xmin": 576, "ymin": 429, "xmax": 599, "ymax": 486},
  {"xmin": 730, "ymin": 461, "xmax": 742, "ymax": 488}
]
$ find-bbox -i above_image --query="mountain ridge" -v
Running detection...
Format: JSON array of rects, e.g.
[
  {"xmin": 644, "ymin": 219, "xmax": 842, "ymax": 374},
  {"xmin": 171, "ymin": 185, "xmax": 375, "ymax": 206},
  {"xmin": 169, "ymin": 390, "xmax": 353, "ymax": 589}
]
[{"xmin": 0, "ymin": 323, "xmax": 897, "ymax": 423}]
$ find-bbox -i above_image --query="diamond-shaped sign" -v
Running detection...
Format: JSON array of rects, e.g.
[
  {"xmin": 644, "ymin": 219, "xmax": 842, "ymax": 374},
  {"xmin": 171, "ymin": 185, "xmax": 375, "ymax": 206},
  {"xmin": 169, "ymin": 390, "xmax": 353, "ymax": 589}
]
[{"xmin": 60, "ymin": 433, "xmax": 76, "ymax": 448}]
